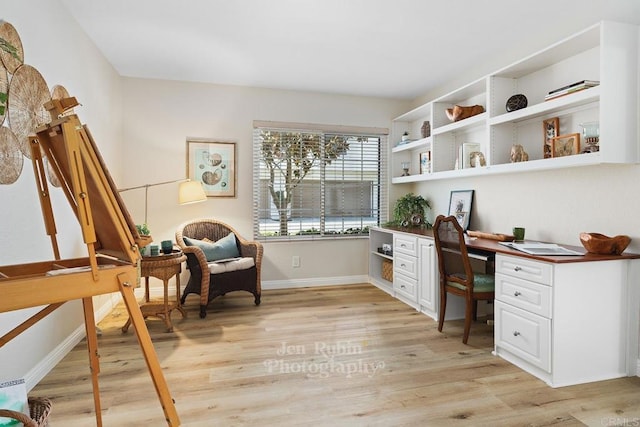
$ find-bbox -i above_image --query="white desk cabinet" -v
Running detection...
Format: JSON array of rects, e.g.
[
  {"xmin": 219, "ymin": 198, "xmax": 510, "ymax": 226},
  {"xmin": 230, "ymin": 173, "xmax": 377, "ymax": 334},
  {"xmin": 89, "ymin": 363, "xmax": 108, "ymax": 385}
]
[
  {"xmin": 494, "ymin": 254, "xmax": 640, "ymax": 387},
  {"xmin": 368, "ymin": 227, "xmax": 437, "ymax": 318}
]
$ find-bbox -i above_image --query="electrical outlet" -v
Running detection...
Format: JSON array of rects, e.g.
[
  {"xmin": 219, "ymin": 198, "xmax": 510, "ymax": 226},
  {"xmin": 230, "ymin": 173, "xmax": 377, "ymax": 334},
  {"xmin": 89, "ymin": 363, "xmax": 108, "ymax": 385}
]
[{"xmin": 292, "ymin": 256, "xmax": 300, "ymax": 268}]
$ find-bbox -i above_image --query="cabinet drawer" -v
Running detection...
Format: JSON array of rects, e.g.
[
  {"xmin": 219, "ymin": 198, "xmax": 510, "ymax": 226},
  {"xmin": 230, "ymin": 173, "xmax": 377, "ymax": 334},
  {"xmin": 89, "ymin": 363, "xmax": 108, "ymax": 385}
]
[
  {"xmin": 496, "ymin": 273, "xmax": 552, "ymax": 318},
  {"xmin": 496, "ymin": 255, "xmax": 552, "ymax": 285},
  {"xmin": 394, "ymin": 253, "xmax": 417, "ymax": 279},
  {"xmin": 495, "ymin": 301, "xmax": 551, "ymax": 372},
  {"xmin": 394, "ymin": 234, "xmax": 418, "ymax": 256},
  {"xmin": 394, "ymin": 273, "xmax": 418, "ymax": 301}
]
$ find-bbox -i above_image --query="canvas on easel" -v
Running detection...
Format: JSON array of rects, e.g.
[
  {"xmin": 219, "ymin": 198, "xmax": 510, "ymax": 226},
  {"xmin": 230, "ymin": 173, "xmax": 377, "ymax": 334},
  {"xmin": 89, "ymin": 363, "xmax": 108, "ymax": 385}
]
[{"xmin": 0, "ymin": 97, "xmax": 180, "ymax": 426}]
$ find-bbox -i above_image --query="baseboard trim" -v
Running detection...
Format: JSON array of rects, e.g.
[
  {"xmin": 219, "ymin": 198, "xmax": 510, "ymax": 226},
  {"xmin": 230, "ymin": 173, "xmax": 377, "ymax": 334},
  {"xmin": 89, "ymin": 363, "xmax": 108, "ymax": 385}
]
[
  {"xmin": 262, "ymin": 275, "xmax": 369, "ymax": 290},
  {"xmin": 25, "ymin": 296, "xmax": 120, "ymax": 391}
]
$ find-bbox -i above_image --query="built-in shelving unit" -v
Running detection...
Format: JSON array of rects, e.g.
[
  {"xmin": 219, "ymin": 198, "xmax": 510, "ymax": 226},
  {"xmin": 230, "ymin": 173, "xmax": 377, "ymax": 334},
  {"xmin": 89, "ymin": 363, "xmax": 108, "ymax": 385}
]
[{"xmin": 391, "ymin": 21, "xmax": 639, "ymax": 183}]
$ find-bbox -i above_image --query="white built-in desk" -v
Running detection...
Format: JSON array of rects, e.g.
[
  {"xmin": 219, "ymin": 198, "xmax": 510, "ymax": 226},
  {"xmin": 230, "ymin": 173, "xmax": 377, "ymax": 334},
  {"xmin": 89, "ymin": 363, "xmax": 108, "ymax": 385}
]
[{"xmin": 369, "ymin": 226, "xmax": 640, "ymax": 387}]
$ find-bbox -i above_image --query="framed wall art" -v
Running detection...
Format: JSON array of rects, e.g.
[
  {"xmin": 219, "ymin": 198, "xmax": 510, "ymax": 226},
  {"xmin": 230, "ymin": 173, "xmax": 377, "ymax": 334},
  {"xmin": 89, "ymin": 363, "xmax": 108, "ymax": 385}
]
[
  {"xmin": 543, "ymin": 117, "xmax": 559, "ymax": 159},
  {"xmin": 186, "ymin": 140, "xmax": 236, "ymax": 197},
  {"xmin": 448, "ymin": 189, "xmax": 474, "ymax": 231},
  {"xmin": 419, "ymin": 151, "xmax": 430, "ymax": 174},
  {"xmin": 551, "ymin": 133, "xmax": 580, "ymax": 158}
]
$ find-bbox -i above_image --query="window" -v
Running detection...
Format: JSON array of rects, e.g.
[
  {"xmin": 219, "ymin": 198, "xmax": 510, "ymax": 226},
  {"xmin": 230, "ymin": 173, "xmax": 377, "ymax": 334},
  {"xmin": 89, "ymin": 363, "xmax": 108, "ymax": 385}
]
[{"xmin": 253, "ymin": 121, "xmax": 388, "ymax": 240}]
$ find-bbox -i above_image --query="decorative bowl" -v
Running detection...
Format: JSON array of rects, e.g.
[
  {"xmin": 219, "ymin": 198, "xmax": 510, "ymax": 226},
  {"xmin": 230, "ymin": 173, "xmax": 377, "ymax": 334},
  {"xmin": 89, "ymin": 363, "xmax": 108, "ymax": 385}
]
[{"xmin": 579, "ymin": 232, "xmax": 631, "ymax": 255}]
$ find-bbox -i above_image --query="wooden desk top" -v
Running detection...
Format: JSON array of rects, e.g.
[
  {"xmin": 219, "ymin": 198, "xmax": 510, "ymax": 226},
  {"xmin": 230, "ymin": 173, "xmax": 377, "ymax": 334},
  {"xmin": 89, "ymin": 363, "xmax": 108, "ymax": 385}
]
[{"xmin": 377, "ymin": 226, "xmax": 640, "ymax": 264}]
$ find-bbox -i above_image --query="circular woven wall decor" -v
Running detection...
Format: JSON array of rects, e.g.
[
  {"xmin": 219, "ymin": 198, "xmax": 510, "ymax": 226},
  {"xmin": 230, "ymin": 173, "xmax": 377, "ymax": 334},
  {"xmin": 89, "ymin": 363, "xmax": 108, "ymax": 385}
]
[
  {"xmin": 0, "ymin": 61, "xmax": 7, "ymax": 126},
  {"xmin": 0, "ymin": 21, "xmax": 25, "ymax": 74},
  {"xmin": 0, "ymin": 126, "xmax": 24, "ymax": 184},
  {"xmin": 8, "ymin": 64, "xmax": 51, "ymax": 158}
]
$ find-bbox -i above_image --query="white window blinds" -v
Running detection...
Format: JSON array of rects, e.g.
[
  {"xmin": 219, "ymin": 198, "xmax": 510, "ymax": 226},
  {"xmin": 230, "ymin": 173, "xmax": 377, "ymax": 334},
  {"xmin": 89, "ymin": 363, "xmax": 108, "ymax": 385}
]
[{"xmin": 253, "ymin": 122, "xmax": 388, "ymax": 240}]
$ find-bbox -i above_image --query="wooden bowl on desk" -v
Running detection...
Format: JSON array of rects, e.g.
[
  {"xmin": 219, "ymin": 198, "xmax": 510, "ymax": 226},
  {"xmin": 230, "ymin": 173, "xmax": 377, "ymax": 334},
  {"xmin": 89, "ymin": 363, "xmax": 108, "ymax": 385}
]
[{"xmin": 579, "ymin": 232, "xmax": 630, "ymax": 255}]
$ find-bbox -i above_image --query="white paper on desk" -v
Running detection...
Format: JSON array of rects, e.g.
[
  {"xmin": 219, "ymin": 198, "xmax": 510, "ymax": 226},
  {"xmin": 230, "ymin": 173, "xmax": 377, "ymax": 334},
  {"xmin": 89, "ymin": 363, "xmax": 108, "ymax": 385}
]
[{"xmin": 498, "ymin": 241, "xmax": 583, "ymax": 256}]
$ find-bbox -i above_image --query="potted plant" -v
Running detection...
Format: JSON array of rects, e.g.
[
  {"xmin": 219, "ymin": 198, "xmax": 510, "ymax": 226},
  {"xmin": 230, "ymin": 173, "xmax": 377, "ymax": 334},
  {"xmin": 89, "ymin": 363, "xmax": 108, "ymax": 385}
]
[
  {"xmin": 388, "ymin": 193, "xmax": 431, "ymax": 228},
  {"xmin": 135, "ymin": 223, "xmax": 152, "ymax": 255}
]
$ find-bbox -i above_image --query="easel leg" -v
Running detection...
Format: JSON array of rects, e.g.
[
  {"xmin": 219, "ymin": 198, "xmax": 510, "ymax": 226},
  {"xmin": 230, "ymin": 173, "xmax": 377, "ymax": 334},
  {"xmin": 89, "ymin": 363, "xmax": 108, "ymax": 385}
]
[
  {"xmin": 118, "ymin": 274, "xmax": 181, "ymax": 426},
  {"xmin": 82, "ymin": 297, "xmax": 103, "ymax": 427}
]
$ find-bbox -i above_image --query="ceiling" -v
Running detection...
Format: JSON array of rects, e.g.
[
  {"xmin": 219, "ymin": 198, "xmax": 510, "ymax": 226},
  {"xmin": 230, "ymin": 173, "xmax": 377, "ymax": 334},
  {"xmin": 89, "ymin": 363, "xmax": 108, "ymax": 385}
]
[{"xmin": 60, "ymin": 0, "xmax": 640, "ymax": 100}]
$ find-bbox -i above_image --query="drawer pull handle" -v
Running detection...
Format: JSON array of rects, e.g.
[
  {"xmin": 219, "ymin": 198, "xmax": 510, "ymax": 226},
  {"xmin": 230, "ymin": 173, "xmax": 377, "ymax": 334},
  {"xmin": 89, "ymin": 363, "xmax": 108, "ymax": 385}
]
[
  {"xmin": 401, "ymin": 263, "xmax": 406, "ymax": 267},
  {"xmin": 401, "ymin": 244, "xmax": 407, "ymax": 247},
  {"xmin": 514, "ymin": 291, "xmax": 522, "ymax": 297},
  {"xmin": 513, "ymin": 331, "xmax": 521, "ymax": 337},
  {"xmin": 401, "ymin": 285, "xmax": 406, "ymax": 289},
  {"xmin": 514, "ymin": 266, "xmax": 522, "ymax": 272}
]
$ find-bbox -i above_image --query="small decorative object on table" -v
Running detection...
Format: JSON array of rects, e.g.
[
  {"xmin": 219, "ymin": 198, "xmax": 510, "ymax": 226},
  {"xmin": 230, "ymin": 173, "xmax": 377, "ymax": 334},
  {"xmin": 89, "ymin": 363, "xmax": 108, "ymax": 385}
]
[
  {"xmin": 579, "ymin": 232, "xmax": 630, "ymax": 255},
  {"xmin": 505, "ymin": 94, "xmax": 528, "ymax": 112},
  {"xmin": 161, "ymin": 240, "xmax": 173, "ymax": 254},
  {"xmin": 510, "ymin": 144, "xmax": 529, "ymax": 162},
  {"xmin": 445, "ymin": 104, "xmax": 485, "ymax": 122}
]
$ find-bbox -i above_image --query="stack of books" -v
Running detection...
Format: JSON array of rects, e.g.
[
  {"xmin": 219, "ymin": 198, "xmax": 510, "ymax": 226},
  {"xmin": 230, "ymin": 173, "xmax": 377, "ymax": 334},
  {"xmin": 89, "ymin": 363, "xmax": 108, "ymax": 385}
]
[{"xmin": 545, "ymin": 80, "xmax": 599, "ymax": 101}]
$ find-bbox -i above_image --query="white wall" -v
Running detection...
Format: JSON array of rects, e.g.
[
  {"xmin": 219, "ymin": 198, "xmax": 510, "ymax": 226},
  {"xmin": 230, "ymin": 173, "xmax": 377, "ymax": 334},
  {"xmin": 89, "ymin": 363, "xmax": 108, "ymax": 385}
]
[
  {"xmin": 0, "ymin": 0, "xmax": 123, "ymax": 388},
  {"xmin": 119, "ymin": 78, "xmax": 408, "ymax": 284}
]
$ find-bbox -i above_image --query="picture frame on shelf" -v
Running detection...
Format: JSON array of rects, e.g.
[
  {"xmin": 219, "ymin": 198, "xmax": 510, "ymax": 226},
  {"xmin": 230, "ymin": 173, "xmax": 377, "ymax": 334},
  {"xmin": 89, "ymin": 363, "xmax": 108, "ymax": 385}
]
[
  {"xmin": 186, "ymin": 140, "xmax": 236, "ymax": 197},
  {"xmin": 448, "ymin": 190, "xmax": 474, "ymax": 231},
  {"xmin": 462, "ymin": 143, "xmax": 481, "ymax": 169},
  {"xmin": 551, "ymin": 133, "xmax": 580, "ymax": 158},
  {"xmin": 419, "ymin": 151, "xmax": 430, "ymax": 174},
  {"xmin": 543, "ymin": 117, "xmax": 560, "ymax": 159}
]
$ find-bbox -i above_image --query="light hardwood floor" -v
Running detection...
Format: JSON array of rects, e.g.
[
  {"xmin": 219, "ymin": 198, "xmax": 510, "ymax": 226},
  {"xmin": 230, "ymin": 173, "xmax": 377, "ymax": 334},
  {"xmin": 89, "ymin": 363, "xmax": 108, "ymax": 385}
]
[{"xmin": 32, "ymin": 284, "xmax": 640, "ymax": 426}]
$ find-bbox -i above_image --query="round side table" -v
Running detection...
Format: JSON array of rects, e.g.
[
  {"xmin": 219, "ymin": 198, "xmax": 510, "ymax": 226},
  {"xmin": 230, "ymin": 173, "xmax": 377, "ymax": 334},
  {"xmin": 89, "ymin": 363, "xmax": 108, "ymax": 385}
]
[{"xmin": 122, "ymin": 250, "xmax": 187, "ymax": 333}]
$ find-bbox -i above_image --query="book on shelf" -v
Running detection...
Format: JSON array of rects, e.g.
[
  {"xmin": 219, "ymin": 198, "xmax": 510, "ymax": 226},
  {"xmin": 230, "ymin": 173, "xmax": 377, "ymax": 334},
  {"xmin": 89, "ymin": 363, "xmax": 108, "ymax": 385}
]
[
  {"xmin": 548, "ymin": 80, "xmax": 599, "ymax": 95},
  {"xmin": 545, "ymin": 84, "xmax": 598, "ymax": 101},
  {"xmin": 545, "ymin": 80, "xmax": 599, "ymax": 101}
]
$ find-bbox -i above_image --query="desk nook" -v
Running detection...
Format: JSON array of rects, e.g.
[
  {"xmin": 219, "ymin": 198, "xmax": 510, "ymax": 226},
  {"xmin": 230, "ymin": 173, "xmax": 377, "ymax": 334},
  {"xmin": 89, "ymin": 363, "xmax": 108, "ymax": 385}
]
[{"xmin": 369, "ymin": 226, "xmax": 640, "ymax": 387}]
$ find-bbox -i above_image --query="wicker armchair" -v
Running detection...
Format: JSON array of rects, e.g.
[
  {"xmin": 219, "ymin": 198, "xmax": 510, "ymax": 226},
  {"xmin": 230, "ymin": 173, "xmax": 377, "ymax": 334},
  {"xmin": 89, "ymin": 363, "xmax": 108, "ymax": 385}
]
[{"xmin": 176, "ymin": 219, "xmax": 263, "ymax": 318}]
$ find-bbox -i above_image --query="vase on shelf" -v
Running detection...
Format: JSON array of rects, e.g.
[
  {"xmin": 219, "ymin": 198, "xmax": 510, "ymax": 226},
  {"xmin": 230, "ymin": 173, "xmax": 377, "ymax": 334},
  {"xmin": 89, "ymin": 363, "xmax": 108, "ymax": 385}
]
[
  {"xmin": 421, "ymin": 121, "xmax": 431, "ymax": 138},
  {"xmin": 401, "ymin": 161, "xmax": 410, "ymax": 176}
]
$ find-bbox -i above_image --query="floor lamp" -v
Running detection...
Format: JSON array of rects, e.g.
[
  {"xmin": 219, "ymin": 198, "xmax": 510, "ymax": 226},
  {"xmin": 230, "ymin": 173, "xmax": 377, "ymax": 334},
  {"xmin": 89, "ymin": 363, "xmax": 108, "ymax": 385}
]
[{"xmin": 119, "ymin": 179, "xmax": 207, "ymax": 225}]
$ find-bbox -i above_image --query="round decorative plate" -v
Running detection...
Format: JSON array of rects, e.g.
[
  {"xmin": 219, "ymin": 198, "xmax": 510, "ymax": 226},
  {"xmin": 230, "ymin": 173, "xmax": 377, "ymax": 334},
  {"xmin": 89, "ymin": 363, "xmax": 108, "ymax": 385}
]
[
  {"xmin": 0, "ymin": 61, "xmax": 7, "ymax": 126},
  {"xmin": 0, "ymin": 126, "xmax": 24, "ymax": 184},
  {"xmin": 0, "ymin": 21, "xmax": 25, "ymax": 74},
  {"xmin": 505, "ymin": 94, "xmax": 528, "ymax": 112},
  {"xmin": 8, "ymin": 64, "xmax": 51, "ymax": 158}
]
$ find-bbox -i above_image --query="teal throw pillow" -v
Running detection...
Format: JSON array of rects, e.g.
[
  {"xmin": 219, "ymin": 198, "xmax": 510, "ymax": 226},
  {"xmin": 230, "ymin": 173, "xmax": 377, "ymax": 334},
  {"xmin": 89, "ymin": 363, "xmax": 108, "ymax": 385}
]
[{"xmin": 184, "ymin": 232, "xmax": 240, "ymax": 262}]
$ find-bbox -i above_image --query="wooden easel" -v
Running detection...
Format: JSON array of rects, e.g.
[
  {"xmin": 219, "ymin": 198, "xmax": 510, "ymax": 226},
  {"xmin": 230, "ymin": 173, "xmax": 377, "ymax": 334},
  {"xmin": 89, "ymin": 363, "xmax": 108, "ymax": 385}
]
[{"xmin": 0, "ymin": 97, "xmax": 180, "ymax": 426}]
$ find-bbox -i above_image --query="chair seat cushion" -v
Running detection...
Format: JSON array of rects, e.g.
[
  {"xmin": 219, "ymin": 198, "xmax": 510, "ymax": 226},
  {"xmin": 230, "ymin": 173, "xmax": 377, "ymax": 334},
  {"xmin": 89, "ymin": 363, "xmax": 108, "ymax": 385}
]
[
  {"xmin": 207, "ymin": 257, "xmax": 255, "ymax": 274},
  {"xmin": 184, "ymin": 232, "xmax": 240, "ymax": 262},
  {"xmin": 448, "ymin": 273, "xmax": 495, "ymax": 293}
]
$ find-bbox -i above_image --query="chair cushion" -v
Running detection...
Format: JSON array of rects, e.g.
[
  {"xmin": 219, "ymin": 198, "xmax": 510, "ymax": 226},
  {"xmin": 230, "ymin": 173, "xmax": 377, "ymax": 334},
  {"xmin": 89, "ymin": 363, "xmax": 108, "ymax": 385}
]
[
  {"xmin": 183, "ymin": 232, "xmax": 240, "ymax": 262},
  {"xmin": 447, "ymin": 273, "xmax": 495, "ymax": 293},
  {"xmin": 208, "ymin": 257, "xmax": 255, "ymax": 274}
]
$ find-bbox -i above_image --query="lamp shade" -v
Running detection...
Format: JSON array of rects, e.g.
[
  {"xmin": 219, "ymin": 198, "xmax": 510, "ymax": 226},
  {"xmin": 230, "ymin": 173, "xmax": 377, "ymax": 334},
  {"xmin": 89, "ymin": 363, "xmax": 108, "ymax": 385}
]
[{"xmin": 178, "ymin": 180, "xmax": 207, "ymax": 205}]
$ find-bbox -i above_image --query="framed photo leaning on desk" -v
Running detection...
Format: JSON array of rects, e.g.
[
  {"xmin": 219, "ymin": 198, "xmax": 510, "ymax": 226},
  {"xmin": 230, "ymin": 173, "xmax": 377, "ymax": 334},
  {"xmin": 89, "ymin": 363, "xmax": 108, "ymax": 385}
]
[{"xmin": 448, "ymin": 190, "xmax": 474, "ymax": 231}]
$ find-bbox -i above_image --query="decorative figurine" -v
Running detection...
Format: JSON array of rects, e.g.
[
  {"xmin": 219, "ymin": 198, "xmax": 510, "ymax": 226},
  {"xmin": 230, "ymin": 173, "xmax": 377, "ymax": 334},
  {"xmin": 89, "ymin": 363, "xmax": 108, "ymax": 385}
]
[
  {"xmin": 510, "ymin": 144, "xmax": 529, "ymax": 162},
  {"xmin": 421, "ymin": 121, "xmax": 431, "ymax": 138},
  {"xmin": 506, "ymin": 94, "xmax": 528, "ymax": 112},
  {"xmin": 445, "ymin": 105, "xmax": 485, "ymax": 122}
]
